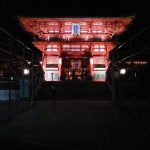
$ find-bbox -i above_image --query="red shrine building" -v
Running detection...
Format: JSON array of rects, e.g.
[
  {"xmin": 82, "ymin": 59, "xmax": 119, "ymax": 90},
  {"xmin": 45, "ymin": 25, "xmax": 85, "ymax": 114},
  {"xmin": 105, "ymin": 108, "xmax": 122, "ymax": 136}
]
[{"xmin": 19, "ymin": 17, "xmax": 133, "ymax": 81}]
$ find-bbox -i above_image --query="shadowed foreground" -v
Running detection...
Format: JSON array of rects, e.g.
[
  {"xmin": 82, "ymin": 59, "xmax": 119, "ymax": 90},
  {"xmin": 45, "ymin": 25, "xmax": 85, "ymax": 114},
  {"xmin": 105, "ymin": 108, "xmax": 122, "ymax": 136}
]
[
  {"xmin": 35, "ymin": 81, "xmax": 112, "ymax": 100},
  {"xmin": 0, "ymin": 100, "xmax": 150, "ymax": 149}
]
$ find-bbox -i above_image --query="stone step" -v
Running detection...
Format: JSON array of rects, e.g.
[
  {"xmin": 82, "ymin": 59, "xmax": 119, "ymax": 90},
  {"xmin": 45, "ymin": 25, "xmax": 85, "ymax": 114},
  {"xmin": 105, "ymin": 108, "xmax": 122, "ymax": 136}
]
[{"xmin": 36, "ymin": 81, "xmax": 112, "ymax": 100}]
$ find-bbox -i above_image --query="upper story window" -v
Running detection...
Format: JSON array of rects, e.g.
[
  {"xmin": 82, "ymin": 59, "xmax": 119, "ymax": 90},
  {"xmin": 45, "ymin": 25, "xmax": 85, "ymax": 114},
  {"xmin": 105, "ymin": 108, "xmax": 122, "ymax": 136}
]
[
  {"xmin": 47, "ymin": 45, "xmax": 58, "ymax": 52},
  {"xmin": 49, "ymin": 26, "xmax": 59, "ymax": 33},
  {"xmin": 93, "ymin": 45, "xmax": 105, "ymax": 52}
]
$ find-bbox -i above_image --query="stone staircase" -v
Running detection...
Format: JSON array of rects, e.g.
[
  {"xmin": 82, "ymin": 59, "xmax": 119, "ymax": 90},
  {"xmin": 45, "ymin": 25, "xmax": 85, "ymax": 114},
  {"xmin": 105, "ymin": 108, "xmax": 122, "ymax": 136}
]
[{"xmin": 35, "ymin": 81, "xmax": 112, "ymax": 101}]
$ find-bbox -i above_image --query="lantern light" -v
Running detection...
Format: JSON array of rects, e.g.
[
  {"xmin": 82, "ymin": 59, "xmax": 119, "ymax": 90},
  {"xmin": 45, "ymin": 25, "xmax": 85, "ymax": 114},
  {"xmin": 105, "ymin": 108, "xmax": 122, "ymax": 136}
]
[
  {"xmin": 120, "ymin": 68, "xmax": 126, "ymax": 75},
  {"xmin": 23, "ymin": 68, "xmax": 30, "ymax": 75}
]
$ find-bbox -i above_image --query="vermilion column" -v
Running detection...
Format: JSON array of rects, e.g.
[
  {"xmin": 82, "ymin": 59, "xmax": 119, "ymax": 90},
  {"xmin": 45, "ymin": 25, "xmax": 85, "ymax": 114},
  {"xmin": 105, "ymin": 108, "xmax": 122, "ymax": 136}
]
[
  {"xmin": 90, "ymin": 57, "xmax": 93, "ymax": 79},
  {"xmin": 58, "ymin": 57, "xmax": 62, "ymax": 80}
]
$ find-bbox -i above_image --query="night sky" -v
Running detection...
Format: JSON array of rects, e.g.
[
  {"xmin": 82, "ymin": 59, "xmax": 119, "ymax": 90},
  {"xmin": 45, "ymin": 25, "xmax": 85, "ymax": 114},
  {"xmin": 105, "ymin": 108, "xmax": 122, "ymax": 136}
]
[
  {"xmin": 1, "ymin": 0, "xmax": 150, "ymax": 16},
  {"xmin": 1, "ymin": 0, "xmax": 150, "ymax": 48},
  {"xmin": 1, "ymin": 0, "xmax": 149, "ymax": 17}
]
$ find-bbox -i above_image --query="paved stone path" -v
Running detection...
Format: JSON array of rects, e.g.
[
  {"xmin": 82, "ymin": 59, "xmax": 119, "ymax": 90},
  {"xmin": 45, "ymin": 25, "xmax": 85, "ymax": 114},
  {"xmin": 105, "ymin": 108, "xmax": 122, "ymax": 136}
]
[{"xmin": 0, "ymin": 100, "xmax": 150, "ymax": 149}]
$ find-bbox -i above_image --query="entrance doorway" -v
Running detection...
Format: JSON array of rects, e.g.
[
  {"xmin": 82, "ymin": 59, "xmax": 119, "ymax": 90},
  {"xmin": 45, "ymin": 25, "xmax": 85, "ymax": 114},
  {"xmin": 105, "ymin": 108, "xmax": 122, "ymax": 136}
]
[{"xmin": 61, "ymin": 58, "xmax": 90, "ymax": 81}]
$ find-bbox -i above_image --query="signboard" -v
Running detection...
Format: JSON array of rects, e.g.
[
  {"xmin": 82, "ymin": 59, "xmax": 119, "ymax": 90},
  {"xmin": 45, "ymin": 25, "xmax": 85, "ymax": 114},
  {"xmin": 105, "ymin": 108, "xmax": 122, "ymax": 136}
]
[
  {"xmin": 72, "ymin": 23, "xmax": 80, "ymax": 35},
  {"xmin": 71, "ymin": 59, "xmax": 82, "ymax": 69}
]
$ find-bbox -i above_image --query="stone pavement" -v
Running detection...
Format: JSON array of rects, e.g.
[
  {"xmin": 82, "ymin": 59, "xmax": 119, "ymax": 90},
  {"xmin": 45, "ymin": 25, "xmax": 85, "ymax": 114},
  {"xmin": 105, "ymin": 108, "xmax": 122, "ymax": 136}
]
[{"xmin": 0, "ymin": 100, "xmax": 150, "ymax": 149}]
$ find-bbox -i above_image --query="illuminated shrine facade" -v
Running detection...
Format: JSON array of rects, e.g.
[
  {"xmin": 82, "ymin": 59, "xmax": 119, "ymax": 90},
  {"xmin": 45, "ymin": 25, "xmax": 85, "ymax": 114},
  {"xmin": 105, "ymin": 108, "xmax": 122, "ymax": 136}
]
[{"xmin": 19, "ymin": 17, "xmax": 133, "ymax": 81}]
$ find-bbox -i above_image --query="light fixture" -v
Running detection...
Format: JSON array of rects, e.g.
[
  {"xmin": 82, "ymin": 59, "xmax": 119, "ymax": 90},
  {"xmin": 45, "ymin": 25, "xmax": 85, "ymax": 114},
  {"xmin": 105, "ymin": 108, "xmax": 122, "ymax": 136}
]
[
  {"xmin": 40, "ymin": 61, "xmax": 42, "ymax": 65},
  {"xmin": 23, "ymin": 68, "xmax": 30, "ymax": 75},
  {"xmin": 59, "ymin": 58, "xmax": 62, "ymax": 65},
  {"xmin": 120, "ymin": 68, "xmax": 126, "ymax": 75},
  {"xmin": 27, "ymin": 61, "xmax": 31, "ymax": 65},
  {"xmin": 100, "ymin": 48, "xmax": 105, "ymax": 52},
  {"xmin": 90, "ymin": 58, "xmax": 93, "ymax": 65}
]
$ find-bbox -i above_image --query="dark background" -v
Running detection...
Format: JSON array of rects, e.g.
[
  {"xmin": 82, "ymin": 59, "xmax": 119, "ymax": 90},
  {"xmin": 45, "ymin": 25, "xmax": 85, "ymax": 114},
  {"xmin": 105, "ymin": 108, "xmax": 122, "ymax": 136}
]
[
  {"xmin": 0, "ymin": 0, "xmax": 150, "ymax": 46},
  {"xmin": 1, "ymin": 0, "xmax": 150, "ymax": 16}
]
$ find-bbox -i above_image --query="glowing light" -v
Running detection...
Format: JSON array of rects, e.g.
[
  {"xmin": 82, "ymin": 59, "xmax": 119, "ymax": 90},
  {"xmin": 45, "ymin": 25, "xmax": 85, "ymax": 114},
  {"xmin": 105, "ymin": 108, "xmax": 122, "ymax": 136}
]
[
  {"xmin": 94, "ymin": 49, "xmax": 99, "ymax": 52},
  {"xmin": 100, "ymin": 45, "xmax": 105, "ymax": 48},
  {"xmin": 49, "ymin": 30, "xmax": 54, "ymax": 33},
  {"xmin": 59, "ymin": 58, "xmax": 62, "ymax": 65},
  {"xmin": 64, "ymin": 30, "xmax": 71, "ymax": 33},
  {"xmin": 93, "ymin": 68, "xmax": 106, "ymax": 71},
  {"xmin": 48, "ymin": 30, "xmax": 59, "ymax": 33},
  {"xmin": 23, "ymin": 69, "xmax": 30, "ymax": 75},
  {"xmin": 94, "ymin": 45, "xmax": 99, "ymax": 48},
  {"xmin": 120, "ymin": 68, "xmax": 126, "ymax": 75},
  {"xmin": 47, "ymin": 48, "xmax": 58, "ymax": 52},
  {"xmin": 27, "ymin": 61, "xmax": 31, "ymax": 65},
  {"xmin": 48, "ymin": 22, "xmax": 59, "ymax": 25},
  {"xmin": 100, "ymin": 48, "xmax": 105, "ymax": 52},
  {"xmin": 47, "ymin": 45, "xmax": 58, "ymax": 51},
  {"xmin": 19, "ymin": 17, "xmax": 134, "ymax": 81},
  {"xmin": 93, "ymin": 22, "xmax": 103, "ymax": 25},
  {"xmin": 81, "ymin": 30, "xmax": 88, "ymax": 33},
  {"xmin": 126, "ymin": 61, "xmax": 148, "ymax": 65},
  {"xmin": 48, "ymin": 68, "xmax": 58, "ymax": 71},
  {"xmin": 90, "ymin": 58, "xmax": 93, "ymax": 65},
  {"xmin": 85, "ymin": 36, "xmax": 89, "ymax": 41},
  {"xmin": 64, "ymin": 22, "xmax": 72, "ymax": 25},
  {"xmin": 82, "ymin": 45, "xmax": 89, "ymax": 48},
  {"xmin": 93, "ymin": 45, "xmax": 105, "ymax": 52},
  {"xmin": 92, "ymin": 31, "xmax": 97, "ymax": 33}
]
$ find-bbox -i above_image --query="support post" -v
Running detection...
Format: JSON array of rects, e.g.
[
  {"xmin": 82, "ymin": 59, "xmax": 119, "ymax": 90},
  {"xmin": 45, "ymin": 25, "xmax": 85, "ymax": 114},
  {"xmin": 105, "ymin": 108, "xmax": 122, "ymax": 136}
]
[{"xmin": 30, "ymin": 49, "xmax": 34, "ymax": 107}]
